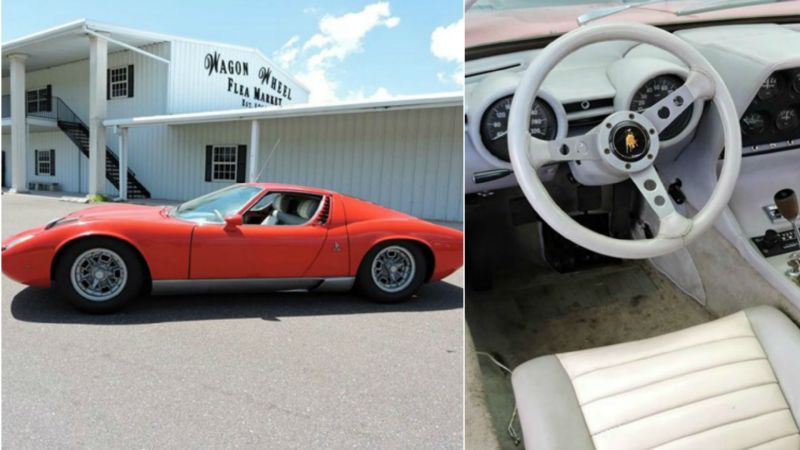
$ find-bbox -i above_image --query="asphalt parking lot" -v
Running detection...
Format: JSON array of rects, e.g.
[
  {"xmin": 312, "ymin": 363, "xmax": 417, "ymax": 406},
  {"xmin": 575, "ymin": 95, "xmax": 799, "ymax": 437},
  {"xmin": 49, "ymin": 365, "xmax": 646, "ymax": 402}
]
[{"xmin": 2, "ymin": 193, "xmax": 464, "ymax": 449}]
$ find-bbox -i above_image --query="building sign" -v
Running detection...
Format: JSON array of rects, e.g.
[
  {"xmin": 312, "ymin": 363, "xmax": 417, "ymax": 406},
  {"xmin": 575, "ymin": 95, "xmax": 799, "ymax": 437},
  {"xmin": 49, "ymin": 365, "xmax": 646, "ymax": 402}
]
[{"xmin": 204, "ymin": 51, "xmax": 293, "ymax": 108}]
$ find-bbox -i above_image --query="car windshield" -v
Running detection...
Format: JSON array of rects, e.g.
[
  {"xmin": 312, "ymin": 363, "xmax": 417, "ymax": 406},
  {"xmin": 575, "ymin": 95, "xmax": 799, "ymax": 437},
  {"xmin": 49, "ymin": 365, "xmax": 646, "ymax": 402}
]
[{"xmin": 171, "ymin": 184, "xmax": 263, "ymax": 224}]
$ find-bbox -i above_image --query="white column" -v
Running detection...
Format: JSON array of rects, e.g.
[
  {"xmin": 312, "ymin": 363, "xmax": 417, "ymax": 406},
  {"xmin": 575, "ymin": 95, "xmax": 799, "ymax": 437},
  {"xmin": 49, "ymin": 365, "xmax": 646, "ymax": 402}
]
[
  {"xmin": 8, "ymin": 54, "xmax": 28, "ymax": 193},
  {"xmin": 88, "ymin": 34, "xmax": 108, "ymax": 196},
  {"xmin": 118, "ymin": 127, "xmax": 128, "ymax": 200},
  {"xmin": 249, "ymin": 119, "xmax": 260, "ymax": 182}
]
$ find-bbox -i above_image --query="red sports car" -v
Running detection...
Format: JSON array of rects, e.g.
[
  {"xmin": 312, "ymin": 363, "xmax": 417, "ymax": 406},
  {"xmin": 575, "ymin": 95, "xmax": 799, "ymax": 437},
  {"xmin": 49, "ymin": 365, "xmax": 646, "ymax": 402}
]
[{"xmin": 2, "ymin": 183, "xmax": 463, "ymax": 313}]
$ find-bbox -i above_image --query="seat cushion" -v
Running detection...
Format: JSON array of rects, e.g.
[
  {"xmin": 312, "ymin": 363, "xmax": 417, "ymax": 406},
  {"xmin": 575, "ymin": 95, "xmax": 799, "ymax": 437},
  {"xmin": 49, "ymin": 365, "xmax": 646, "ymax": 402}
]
[{"xmin": 512, "ymin": 306, "xmax": 800, "ymax": 450}]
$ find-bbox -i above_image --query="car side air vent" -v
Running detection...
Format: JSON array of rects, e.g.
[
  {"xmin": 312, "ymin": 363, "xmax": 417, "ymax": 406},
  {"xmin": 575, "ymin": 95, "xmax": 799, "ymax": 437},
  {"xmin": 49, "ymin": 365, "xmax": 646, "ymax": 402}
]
[{"xmin": 316, "ymin": 197, "xmax": 331, "ymax": 225}]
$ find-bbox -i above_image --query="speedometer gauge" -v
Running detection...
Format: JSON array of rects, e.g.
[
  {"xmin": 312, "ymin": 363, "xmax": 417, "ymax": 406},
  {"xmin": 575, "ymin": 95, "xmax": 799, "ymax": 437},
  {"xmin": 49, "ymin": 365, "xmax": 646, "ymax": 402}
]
[
  {"xmin": 480, "ymin": 96, "xmax": 557, "ymax": 162},
  {"xmin": 630, "ymin": 74, "xmax": 692, "ymax": 141}
]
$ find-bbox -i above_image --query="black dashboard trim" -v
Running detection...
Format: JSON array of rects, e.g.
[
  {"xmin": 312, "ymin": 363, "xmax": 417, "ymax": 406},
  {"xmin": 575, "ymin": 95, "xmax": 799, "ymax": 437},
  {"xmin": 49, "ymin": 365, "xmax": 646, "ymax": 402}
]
[
  {"xmin": 466, "ymin": 64, "xmax": 522, "ymax": 78},
  {"xmin": 466, "ymin": 15, "xmax": 800, "ymax": 61}
]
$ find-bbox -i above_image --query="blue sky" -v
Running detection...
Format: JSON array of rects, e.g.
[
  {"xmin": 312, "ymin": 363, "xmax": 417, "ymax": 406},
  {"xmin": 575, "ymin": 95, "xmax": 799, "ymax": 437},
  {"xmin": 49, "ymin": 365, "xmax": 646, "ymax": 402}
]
[{"xmin": 2, "ymin": 0, "xmax": 464, "ymax": 103}]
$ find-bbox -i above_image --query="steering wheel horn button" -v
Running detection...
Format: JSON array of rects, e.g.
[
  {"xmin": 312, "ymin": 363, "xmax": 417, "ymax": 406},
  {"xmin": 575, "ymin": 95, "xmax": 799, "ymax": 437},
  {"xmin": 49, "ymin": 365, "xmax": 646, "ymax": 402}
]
[{"xmin": 610, "ymin": 121, "xmax": 651, "ymax": 162}]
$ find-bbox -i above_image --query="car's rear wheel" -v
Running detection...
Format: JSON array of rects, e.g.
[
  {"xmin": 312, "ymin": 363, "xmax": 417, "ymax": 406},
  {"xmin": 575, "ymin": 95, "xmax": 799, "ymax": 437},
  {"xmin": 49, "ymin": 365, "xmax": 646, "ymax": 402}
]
[
  {"xmin": 54, "ymin": 238, "xmax": 144, "ymax": 313},
  {"xmin": 357, "ymin": 241, "xmax": 427, "ymax": 302}
]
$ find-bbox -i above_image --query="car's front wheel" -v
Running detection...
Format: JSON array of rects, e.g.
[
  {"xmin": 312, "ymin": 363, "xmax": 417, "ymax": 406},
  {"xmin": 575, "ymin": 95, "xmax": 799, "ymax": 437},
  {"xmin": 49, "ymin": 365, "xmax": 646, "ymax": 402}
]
[
  {"xmin": 54, "ymin": 238, "xmax": 144, "ymax": 313},
  {"xmin": 357, "ymin": 241, "xmax": 427, "ymax": 302}
]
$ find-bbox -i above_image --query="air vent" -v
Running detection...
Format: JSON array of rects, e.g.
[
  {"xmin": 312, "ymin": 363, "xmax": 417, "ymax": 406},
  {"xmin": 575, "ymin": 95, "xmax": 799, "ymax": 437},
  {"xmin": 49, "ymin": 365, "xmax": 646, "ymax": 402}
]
[
  {"xmin": 568, "ymin": 115, "xmax": 605, "ymax": 129},
  {"xmin": 316, "ymin": 196, "xmax": 331, "ymax": 225},
  {"xmin": 563, "ymin": 98, "xmax": 614, "ymax": 113}
]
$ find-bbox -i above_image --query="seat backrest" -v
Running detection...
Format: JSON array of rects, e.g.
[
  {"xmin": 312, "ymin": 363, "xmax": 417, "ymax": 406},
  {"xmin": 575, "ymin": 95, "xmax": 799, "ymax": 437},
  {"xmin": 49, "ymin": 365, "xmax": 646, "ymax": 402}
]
[
  {"xmin": 297, "ymin": 198, "xmax": 320, "ymax": 220},
  {"xmin": 260, "ymin": 194, "xmax": 320, "ymax": 226},
  {"xmin": 274, "ymin": 194, "xmax": 292, "ymax": 213}
]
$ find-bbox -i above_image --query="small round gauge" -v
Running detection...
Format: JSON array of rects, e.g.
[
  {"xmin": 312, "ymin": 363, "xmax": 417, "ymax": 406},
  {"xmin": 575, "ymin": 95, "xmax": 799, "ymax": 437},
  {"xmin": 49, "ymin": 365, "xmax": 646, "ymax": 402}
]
[
  {"xmin": 793, "ymin": 71, "xmax": 800, "ymax": 94},
  {"xmin": 757, "ymin": 74, "xmax": 783, "ymax": 101},
  {"xmin": 775, "ymin": 107, "xmax": 799, "ymax": 131},
  {"xmin": 480, "ymin": 95, "xmax": 557, "ymax": 162},
  {"xmin": 630, "ymin": 74, "xmax": 693, "ymax": 141},
  {"xmin": 741, "ymin": 111, "xmax": 770, "ymax": 136}
]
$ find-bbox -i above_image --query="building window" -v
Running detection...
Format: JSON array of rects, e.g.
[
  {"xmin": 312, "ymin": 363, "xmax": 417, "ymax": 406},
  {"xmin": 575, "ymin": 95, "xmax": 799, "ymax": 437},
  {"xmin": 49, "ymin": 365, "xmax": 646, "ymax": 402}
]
[
  {"xmin": 27, "ymin": 88, "xmax": 49, "ymax": 113},
  {"xmin": 212, "ymin": 146, "xmax": 238, "ymax": 181},
  {"xmin": 35, "ymin": 149, "xmax": 56, "ymax": 176},
  {"xmin": 110, "ymin": 67, "xmax": 129, "ymax": 98}
]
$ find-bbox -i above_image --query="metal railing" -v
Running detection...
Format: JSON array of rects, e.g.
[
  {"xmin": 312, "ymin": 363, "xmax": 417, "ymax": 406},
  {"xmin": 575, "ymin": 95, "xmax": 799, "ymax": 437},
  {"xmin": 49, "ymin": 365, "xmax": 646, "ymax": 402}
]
[
  {"xmin": 2, "ymin": 94, "xmax": 63, "ymax": 121},
  {"xmin": 2, "ymin": 93, "xmax": 148, "ymax": 196}
]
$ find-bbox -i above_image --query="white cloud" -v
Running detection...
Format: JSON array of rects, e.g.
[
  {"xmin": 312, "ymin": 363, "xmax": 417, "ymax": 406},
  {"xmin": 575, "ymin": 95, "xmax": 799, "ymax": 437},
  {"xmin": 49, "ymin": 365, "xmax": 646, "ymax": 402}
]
[
  {"xmin": 431, "ymin": 18, "xmax": 464, "ymax": 86},
  {"xmin": 303, "ymin": 7, "xmax": 319, "ymax": 14},
  {"xmin": 346, "ymin": 86, "xmax": 396, "ymax": 102},
  {"xmin": 296, "ymin": 69, "xmax": 339, "ymax": 104},
  {"xmin": 303, "ymin": 2, "xmax": 400, "ymax": 68},
  {"xmin": 437, "ymin": 69, "xmax": 464, "ymax": 86},
  {"xmin": 273, "ymin": 35, "xmax": 301, "ymax": 69},
  {"xmin": 287, "ymin": 2, "xmax": 401, "ymax": 104}
]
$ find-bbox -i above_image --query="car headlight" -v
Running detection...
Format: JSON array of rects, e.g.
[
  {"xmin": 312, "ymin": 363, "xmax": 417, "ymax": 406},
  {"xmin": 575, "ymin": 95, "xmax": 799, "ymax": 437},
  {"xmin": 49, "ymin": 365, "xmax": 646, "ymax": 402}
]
[{"xmin": 2, "ymin": 234, "xmax": 33, "ymax": 251}]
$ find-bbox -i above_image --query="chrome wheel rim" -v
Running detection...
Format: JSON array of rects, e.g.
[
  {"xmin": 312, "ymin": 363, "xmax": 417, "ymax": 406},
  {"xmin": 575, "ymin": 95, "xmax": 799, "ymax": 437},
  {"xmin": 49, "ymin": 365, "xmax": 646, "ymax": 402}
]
[
  {"xmin": 70, "ymin": 248, "xmax": 128, "ymax": 302},
  {"xmin": 371, "ymin": 246, "xmax": 415, "ymax": 293}
]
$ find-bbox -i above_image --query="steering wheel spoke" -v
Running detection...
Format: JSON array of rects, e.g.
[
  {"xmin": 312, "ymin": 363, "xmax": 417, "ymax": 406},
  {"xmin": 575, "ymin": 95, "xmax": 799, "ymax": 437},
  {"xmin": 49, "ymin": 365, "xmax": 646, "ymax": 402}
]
[
  {"xmin": 529, "ymin": 131, "xmax": 602, "ymax": 168},
  {"xmin": 642, "ymin": 70, "xmax": 714, "ymax": 134},
  {"xmin": 630, "ymin": 166, "xmax": 692, "ymax": 238}
]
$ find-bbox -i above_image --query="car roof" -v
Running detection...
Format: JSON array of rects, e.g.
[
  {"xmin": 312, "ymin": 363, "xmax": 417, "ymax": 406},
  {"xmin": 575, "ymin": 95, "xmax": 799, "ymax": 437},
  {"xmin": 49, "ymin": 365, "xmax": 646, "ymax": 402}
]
[{"xmin": 245, "ymin": 182, "xmax": 337, "ymax": 196}]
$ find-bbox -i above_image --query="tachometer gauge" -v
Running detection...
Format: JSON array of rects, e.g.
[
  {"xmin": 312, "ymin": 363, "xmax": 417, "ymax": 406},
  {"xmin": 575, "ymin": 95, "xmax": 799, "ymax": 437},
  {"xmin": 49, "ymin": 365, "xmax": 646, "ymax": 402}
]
[
  {"xmin": 776, "ymin": 107, "xmax": 799, "ymax": 131},
  {"xmin": 630, "ymin": 74, "xmax": 692, "ymax": 141},
  {"xmin": 480, "ymin": 95, "xmax": 557, "ymax": 162},
  {"xmin": 741, "ymin": 111, "xmax": 769, "ymax": 136},
  {"xmin": 757, "ymin": 74, "xmax": 783, "ymax": 101}
]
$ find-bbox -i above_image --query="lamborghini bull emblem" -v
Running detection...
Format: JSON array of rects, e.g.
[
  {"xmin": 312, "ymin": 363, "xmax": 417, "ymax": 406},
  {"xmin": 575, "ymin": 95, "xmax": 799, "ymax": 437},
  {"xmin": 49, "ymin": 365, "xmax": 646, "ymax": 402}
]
[
  {"xmin": 611, "ymin": 123, "xmax": 649, "ymax": 162},
  {"xmin": 625, "ymin": 129, "xmax": 639, "ymax": 153}
]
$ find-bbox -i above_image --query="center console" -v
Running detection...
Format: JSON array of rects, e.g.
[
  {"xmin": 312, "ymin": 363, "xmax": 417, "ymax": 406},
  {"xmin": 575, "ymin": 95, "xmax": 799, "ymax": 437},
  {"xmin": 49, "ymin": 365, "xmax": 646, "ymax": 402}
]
[{"xmin": 751, "ymin": 189, "xmax": 800, "ymax": 287}]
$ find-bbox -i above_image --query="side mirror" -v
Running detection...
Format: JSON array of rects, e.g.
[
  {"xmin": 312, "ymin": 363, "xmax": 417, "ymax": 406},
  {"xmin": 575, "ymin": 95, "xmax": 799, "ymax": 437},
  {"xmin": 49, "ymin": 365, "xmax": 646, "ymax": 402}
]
[{"xmin": 224, "ymin": 214, "xmax": 243, "ymax": 231}]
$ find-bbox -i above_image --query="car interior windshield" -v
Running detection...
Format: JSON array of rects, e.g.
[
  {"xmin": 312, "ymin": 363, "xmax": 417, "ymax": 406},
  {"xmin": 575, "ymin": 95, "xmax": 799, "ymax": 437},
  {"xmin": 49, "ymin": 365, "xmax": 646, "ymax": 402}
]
[
  {"xmin": 243, "ymin": 192, "xmax": 323, "ymax": 226},
  {"xmin": 171, "ymin": 185, "xmax": 263, "ymax": 224}
]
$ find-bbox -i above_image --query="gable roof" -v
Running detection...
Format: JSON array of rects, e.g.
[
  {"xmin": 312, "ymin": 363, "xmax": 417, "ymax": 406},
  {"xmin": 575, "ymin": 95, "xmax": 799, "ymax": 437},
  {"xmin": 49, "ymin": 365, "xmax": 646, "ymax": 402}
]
[{"xmin": 1, "ymin": 18, "xmax": 307, "ymax": 92}]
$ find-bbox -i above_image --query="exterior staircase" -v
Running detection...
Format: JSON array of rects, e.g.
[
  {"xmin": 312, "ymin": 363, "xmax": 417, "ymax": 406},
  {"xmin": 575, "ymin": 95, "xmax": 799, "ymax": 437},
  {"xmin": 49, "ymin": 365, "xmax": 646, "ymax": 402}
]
[
  {"xmin": 2, "ymin": 94, "xmax": 151, "ymax": 199},
  {"xmin": 54, "ymin": 98, "xmax": 151, "ymax": 199}
]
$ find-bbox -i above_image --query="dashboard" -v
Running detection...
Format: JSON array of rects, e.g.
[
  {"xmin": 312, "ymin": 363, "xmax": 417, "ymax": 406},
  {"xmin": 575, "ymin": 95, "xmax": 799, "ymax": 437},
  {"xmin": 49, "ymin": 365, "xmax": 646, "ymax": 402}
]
[{"xmin": 465, "ymin": 24, "xmax": 800, "ymax": 194}]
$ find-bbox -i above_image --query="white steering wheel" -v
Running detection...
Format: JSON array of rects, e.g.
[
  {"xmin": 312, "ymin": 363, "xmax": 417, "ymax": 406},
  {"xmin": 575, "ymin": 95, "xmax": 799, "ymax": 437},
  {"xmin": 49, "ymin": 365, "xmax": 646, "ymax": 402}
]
[{"xmin": 508, "ymin": 22, "xmax": 742, "ymax": 259}]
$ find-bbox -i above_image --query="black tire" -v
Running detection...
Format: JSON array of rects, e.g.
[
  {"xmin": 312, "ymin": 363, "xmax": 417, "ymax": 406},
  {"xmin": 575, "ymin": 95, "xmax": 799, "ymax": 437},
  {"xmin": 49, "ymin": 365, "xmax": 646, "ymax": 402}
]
[
  {"xmin": 356, "ymin": 241, "xmax": 427, "ymax": 303},
  {"xmin": 53, "ymin": 237, "xmax": 145, "ymax": 313}
]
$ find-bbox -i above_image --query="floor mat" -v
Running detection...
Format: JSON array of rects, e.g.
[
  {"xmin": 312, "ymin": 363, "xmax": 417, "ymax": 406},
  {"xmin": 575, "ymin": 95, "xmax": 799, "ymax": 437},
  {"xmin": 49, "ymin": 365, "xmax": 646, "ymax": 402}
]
[
  {"xmin": 513, "ymin": 264, "xmax": 658, "ymax": 321},
  {"xmin": 467, "ymin": 261, "xmax": 716, "ymax": 449}
]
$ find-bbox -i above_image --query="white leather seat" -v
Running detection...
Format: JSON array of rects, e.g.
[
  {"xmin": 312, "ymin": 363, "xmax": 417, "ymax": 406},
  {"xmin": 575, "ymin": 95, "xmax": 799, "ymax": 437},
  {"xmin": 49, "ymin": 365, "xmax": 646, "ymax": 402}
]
[{"xmin": 512, "ymin": 306, "xmax": 800, "ymax": 450}]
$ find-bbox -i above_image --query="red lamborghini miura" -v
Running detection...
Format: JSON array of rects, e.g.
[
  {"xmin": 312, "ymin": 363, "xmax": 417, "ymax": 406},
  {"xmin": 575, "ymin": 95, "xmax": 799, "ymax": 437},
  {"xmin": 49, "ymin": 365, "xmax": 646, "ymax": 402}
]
[{"xmin": 2, "ymin": 183, "xmax": 463, "ymax": 313}]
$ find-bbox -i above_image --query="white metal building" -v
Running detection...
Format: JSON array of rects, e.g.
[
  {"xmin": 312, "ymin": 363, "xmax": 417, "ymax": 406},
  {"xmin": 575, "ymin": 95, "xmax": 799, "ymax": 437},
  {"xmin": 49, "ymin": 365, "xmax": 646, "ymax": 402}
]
[{"xmin": 1, "ymin": 20, "xmax": 463, "ymax": 222}]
